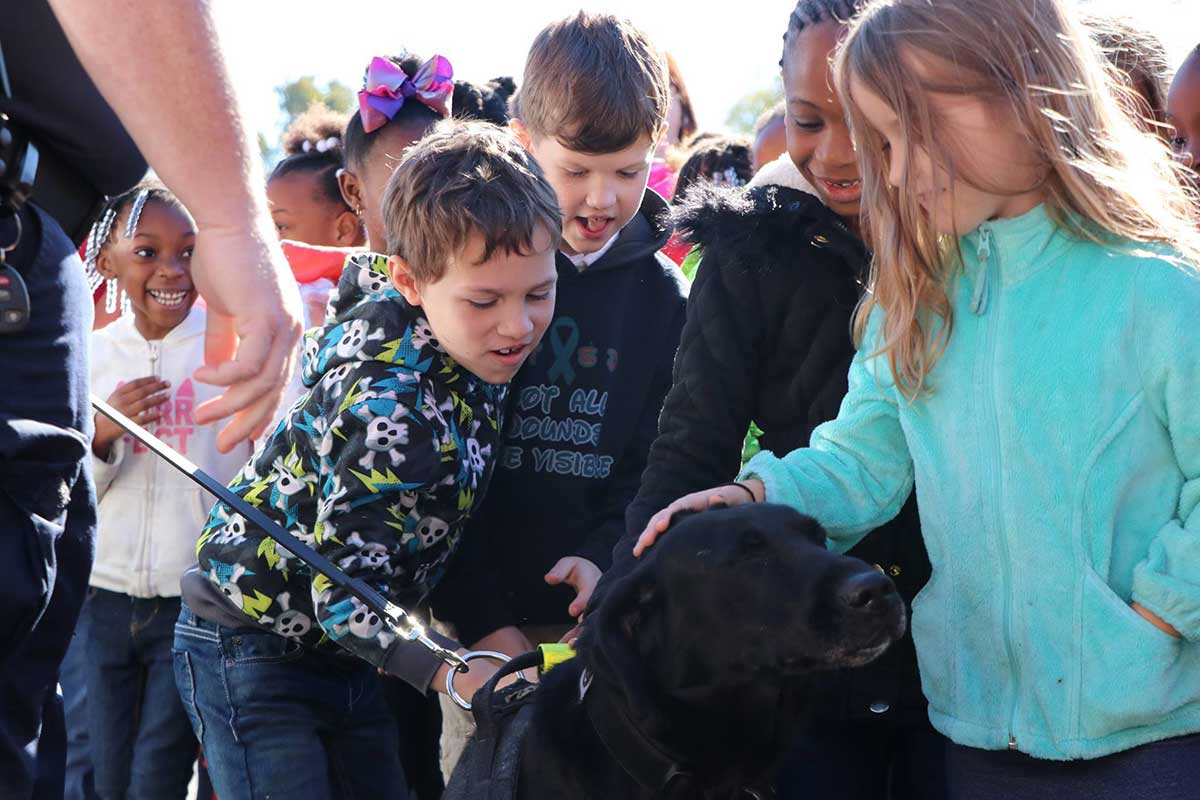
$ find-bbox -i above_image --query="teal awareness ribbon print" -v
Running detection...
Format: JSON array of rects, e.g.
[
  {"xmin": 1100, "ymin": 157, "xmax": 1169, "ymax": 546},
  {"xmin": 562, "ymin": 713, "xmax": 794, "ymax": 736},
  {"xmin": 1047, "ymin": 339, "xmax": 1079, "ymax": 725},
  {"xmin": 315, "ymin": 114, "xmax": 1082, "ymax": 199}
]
[{"xmin": 546, "ymin": 317, "xmax": 580, "ymax": 385}]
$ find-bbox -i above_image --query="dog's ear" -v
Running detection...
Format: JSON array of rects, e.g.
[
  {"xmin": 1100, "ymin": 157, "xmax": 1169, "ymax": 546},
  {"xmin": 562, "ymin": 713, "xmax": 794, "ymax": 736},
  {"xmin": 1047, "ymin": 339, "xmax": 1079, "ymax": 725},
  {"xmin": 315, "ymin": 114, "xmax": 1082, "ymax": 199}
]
[{"xmin": 578, "ymin": 557, "xmax": 661, "ymax": 710}]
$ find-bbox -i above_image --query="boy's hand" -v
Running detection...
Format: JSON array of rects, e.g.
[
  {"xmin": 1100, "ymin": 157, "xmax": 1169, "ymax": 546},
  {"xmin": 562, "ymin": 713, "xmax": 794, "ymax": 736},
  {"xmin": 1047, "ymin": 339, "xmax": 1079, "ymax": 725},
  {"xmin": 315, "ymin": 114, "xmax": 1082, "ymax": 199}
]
[
  {"xmin": 93, "ymin": 377, "xmax": 171, "ymax": 460},
  {"xmin": 1132, "ymin": 602, "xmax": 1182, "ymax": 638},
  {"xmin": 433, "ymin": 650, "xmax": 521, "ymax": 705},
  {"xmin": 545, "ymin": 557, "xmax": 602, "ymax": 619},
  {"xmin": 634, "ymin": 480, "xmax": 765, "ymax": 557}
]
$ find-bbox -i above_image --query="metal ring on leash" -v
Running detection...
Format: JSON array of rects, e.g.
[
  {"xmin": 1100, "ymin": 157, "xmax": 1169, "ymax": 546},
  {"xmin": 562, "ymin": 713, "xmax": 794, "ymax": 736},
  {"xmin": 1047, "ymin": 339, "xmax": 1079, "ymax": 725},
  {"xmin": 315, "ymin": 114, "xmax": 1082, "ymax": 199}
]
[{"xmin": 446, "ymin": 650, "xmax": 528, "ymax": 710}]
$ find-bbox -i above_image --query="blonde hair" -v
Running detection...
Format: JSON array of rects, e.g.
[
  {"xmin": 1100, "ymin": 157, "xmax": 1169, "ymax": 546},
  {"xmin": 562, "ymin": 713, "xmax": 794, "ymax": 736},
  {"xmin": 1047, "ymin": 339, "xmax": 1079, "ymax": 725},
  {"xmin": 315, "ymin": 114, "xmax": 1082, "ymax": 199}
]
[{"xmin": 834, "ymin": 0, "xmax": 1200, "ymax": 398}]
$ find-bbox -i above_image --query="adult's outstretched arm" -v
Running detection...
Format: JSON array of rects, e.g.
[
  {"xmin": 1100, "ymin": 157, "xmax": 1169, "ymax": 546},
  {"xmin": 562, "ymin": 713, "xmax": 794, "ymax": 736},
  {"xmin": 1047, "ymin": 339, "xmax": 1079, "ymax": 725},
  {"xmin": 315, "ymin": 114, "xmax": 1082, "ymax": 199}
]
[{"xmin": 48, "ymin": 0, "xmax": 303, "ymax": 452}]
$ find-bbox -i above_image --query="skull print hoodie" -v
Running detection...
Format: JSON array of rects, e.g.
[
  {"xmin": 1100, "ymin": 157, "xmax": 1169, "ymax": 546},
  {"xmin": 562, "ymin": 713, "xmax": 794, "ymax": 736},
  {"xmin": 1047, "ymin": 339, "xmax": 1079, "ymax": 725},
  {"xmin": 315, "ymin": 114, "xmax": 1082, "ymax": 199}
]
[{"xmin": 182, "ymin": 253, "xmax": 506, "ymax": 690}]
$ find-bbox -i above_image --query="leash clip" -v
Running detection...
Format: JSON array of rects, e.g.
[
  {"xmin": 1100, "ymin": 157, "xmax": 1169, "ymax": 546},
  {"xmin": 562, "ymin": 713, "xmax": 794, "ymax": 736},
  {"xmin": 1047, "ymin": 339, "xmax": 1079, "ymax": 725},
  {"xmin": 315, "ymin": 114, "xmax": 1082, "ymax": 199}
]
[{"xmin": 446, "ymin": 650, "xmax": 527, "ymax": 711}]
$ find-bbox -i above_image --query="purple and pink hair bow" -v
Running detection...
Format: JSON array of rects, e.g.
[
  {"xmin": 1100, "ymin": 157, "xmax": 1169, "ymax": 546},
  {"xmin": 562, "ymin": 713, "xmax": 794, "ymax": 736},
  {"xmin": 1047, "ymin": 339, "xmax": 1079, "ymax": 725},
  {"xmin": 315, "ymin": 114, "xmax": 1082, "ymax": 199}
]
[{"xmin": 357, "ymin": 55, "xmax": 454, "ymax": 133}]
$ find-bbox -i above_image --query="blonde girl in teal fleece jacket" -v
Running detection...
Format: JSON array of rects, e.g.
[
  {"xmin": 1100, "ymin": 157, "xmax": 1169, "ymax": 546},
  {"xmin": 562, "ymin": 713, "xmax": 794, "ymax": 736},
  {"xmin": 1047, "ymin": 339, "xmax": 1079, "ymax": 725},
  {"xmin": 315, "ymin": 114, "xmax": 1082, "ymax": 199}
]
[{"xmin": 634, "ymin": 0, "xmax": 1200, "ymax": 795}]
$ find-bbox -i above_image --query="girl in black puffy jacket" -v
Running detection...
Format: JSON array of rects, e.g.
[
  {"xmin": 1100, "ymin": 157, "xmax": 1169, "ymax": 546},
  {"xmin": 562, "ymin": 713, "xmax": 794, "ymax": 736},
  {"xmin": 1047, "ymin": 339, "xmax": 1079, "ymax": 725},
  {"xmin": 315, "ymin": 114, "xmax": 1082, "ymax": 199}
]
[{"xmin": 602, "ymin": 2, "xmax": 947, "ymax": 797}]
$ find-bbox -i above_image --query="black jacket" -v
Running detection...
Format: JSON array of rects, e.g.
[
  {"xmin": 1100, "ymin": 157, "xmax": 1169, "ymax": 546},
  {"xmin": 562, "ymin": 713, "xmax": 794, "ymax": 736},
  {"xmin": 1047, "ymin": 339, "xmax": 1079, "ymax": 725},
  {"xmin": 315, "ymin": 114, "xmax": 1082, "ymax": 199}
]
[
  {"xmin": 447, "ymin": 191, "xmax": 688, "ymax": 642},
  {"xmin": 608, "ymin": 170, "xmax": 932, "ymax": 724}
]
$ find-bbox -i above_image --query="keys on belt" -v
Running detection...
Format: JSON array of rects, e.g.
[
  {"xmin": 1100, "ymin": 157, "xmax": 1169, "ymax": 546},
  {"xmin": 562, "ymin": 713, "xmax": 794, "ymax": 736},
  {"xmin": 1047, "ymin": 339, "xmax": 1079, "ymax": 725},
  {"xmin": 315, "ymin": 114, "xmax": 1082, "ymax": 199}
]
[{"xmin": 0, "ymin": 208, "xmax": 29, "ymax": 333}]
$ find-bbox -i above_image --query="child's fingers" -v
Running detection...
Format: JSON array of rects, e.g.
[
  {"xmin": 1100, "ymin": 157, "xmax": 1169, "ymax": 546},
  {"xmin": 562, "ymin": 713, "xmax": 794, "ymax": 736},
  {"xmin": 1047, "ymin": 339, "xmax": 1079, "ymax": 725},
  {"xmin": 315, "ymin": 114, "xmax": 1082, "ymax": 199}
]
[
  {"xmin": 112, "ymin": 377, "xmax": 169, "ymax": 402},
  {"xmin": 634, "ymin": 512, "xmax": 672, "ymax": 556},
  {"xmin": 544, "ymin": 559, "xmax": 573, "ymax": 585},
  {"xmin": 114, "ymin": 389, "xmax": 171, "ymax": 421}
]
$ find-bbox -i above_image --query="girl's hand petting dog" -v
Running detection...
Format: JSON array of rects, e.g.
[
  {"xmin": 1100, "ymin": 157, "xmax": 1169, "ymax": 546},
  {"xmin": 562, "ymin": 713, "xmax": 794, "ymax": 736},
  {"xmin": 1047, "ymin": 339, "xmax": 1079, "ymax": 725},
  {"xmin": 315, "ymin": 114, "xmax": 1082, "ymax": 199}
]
[{"xmin": 634, "ymin": 479, "xmax": 765, "ymax": 556}]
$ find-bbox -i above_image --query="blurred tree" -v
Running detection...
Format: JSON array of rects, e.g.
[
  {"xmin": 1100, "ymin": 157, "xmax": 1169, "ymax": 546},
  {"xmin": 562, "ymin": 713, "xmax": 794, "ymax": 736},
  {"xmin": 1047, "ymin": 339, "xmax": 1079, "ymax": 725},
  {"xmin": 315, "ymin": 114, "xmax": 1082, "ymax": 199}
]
[
  {"xmin": 265, "ymin": 76, "xmax": 355, "ymax": 169},
  {"xmin": 725, "ymin": 77, "xmax": 784, "ymax": 134},
  {"xmin": 276, "ymin": 76, "xmax": 354, "ymax": 124}
]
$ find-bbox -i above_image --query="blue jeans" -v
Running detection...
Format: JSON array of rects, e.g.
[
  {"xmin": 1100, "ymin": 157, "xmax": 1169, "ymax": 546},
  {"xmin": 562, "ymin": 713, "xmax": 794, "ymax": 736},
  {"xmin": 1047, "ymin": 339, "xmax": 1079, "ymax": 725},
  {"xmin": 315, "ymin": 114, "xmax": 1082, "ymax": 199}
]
[
  {"xmin": 173, "ymin": 602, "xmax": 408, "ymax": 800},
  {"xmin": 57, "ymin": 625, "xmax": 98, "ymax": 800},
  {"xmin": 946, "ymin": 733, "xmax": 1200, "ymax": 799},
  {"xmin": 81, "ymin": 590, "xmax": 195, "ymax": 800},
  {"xmin": 0, "ymin": 203, "xmax": 96, "ymax": 800}
]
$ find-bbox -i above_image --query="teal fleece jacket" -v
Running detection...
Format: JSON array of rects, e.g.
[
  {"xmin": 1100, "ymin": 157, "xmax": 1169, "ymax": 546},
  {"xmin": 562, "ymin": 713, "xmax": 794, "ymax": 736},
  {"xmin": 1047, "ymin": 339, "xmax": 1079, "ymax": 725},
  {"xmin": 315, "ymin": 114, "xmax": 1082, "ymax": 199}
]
[{"xmin": 741, "ymin": 205, "xmax": 1200, "ymax": 760}]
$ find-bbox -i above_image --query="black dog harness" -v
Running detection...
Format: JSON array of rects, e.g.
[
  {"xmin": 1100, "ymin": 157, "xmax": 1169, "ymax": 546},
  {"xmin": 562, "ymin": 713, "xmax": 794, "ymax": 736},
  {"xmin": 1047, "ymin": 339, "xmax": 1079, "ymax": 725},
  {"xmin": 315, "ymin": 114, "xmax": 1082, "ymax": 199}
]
[
  {"xmin": 580, "ymin": 669, "xmax": 775, "ymax": 800},
  {"xmin": 443, "ymin": 650, "xmax": 545, "ymax": 800},
  {"xmin": 444, "ymin": 651, "xmax": 775, "ymax": 800}
]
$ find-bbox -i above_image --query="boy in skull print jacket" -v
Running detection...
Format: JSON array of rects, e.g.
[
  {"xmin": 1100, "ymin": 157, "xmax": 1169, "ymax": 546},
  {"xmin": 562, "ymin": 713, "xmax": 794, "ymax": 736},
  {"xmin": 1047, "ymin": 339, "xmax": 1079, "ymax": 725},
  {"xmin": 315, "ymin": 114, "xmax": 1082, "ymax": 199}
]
[{"xmin": 184, "ymin": 253, "xmax": 506, "ymax": 685}]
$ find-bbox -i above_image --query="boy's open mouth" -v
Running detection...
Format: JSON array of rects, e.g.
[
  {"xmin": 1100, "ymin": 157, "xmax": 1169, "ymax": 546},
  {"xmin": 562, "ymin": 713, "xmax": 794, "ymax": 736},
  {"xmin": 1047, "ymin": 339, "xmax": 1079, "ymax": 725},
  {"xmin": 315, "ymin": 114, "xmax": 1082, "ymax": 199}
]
[
  {"xmin": 575, "ymin": 215, "xmax": 614, "ymax": 240},
  {"xmin": 492, "ymin": 343, "xmax": 529, "ymax": 365}
]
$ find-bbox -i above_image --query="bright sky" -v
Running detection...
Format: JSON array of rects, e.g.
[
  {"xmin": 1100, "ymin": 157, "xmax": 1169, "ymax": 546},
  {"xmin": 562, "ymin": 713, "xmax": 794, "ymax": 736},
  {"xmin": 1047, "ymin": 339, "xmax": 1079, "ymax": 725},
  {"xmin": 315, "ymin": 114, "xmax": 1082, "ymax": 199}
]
[{"xmin": 212, "ymin": 0, "xmax": 1198, "ymax": 148}]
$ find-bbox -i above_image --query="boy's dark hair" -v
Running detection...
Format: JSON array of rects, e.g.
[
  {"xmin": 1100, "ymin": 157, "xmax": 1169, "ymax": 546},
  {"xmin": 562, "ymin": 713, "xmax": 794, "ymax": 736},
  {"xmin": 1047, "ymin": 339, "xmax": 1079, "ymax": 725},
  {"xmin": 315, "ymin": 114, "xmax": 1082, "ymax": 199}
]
[
  {"xmin": 672, "ymin": 136, "xmax": 754, "ymax": 203},
  {"xmin": 270, "ymin": 105, "xmax": 353, "ymax": 212},
  {"xmin": 782, "ymin": 0, "xmax": 863, "ymax": 65},
  {"xmin": 454, "ymin": 77, "xmax": 518, "ymax": 127},
  {"xmin": 516, "ymin": 12, "xmax": 669, "ymax": 153},
  {"xmin": 344, "ymin": 53, "xmax": 443, "ymax": 169},
  {"xmin": 753, "ymin": 101, "xmax": 787, "ymax": 139},
  {"xmin": 382, "ymin": 120, "xmax": 562, "ymax": 282}
]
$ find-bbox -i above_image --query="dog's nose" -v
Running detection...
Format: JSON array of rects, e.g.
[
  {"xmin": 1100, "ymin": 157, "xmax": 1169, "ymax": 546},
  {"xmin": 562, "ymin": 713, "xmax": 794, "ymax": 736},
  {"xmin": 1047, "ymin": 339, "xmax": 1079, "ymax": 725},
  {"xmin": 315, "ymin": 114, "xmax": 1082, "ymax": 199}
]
[{"xmin": 838, "ymin": 570, "xmax": 898, "ymax": 613}]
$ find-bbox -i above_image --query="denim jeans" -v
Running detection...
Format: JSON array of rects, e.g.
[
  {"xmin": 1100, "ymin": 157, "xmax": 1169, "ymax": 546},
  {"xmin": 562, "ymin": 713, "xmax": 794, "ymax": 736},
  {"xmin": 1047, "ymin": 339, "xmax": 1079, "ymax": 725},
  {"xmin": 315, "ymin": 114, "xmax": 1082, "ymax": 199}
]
[
  {"xmin": 946, "ymin": 733, "xmax": 1200, "ymax": 799},
  {"xmin": 81, "ymin": 590, "xmax": 195, "ymax": 800},
  {"xmin": 57, "ymin": 625, "xmax": 98, "ymax": 800},
  {"xmin": 173, "ymin": 602, "xmax": 409, "ymax": 800}
]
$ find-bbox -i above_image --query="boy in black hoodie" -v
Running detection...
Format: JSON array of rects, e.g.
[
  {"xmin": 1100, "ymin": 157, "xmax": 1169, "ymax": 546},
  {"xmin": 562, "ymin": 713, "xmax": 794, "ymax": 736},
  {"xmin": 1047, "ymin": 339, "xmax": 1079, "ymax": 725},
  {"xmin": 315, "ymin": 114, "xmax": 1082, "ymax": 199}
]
[
  {"xmin": 173, "ymin": 121, "xmax": 563, "ymax": 799},
  {"xmin": 449, "ymin": 12, "xmax": 686, "ymax": 647}
]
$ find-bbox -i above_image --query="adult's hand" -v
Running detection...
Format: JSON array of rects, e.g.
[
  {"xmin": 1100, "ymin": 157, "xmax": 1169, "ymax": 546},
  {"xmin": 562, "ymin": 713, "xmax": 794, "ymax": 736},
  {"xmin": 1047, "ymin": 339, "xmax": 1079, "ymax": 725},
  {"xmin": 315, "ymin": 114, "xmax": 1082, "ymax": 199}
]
[
  {"xmin": 47, "ymin": 0, "xmax": 304, "ymax": 452},
  {"xmin": 191, "ymin": 220, "xmax": 303, "ymax": 452}
]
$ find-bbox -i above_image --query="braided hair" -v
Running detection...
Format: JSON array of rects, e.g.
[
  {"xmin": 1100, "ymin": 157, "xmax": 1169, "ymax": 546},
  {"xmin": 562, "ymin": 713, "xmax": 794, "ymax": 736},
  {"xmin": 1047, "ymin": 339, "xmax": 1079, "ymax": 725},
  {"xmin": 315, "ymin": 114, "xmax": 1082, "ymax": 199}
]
[
  {"xmin": 782, "ymin": 0, "xmax": 863, "ymax": 65},
  {"xmin": 270, "ymin": 105, "xmax": 353, "ymax": 213},
  {"xmin": 83, "ymin": 178, "xmax": 189, "ymax": 315}
]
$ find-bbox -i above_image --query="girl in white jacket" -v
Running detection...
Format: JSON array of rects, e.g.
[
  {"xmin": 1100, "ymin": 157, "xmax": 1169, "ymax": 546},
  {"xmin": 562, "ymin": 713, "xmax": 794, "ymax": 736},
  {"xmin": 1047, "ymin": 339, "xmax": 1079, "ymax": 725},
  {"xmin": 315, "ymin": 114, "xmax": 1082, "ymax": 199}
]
[{"xmin": 83, "ymin": 181, "xmax": 252, "ymax": 800}]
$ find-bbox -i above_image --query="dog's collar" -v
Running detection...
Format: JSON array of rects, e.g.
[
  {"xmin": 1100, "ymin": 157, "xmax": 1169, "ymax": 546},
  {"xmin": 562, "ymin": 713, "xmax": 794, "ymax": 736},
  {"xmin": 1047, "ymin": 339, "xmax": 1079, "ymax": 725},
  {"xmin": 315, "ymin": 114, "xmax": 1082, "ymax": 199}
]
[{"xmin": 580, "ymin": 668, "xmax": 773, "ymax": 800}]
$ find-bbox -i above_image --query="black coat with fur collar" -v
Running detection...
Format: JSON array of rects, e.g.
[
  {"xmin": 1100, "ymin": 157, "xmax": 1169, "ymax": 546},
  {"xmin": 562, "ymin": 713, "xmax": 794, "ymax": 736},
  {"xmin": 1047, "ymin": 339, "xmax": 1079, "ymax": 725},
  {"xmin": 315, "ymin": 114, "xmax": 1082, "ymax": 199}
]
[{"xmin": 613, "ymin": 172, "xmax": 932, "ymax": 725}]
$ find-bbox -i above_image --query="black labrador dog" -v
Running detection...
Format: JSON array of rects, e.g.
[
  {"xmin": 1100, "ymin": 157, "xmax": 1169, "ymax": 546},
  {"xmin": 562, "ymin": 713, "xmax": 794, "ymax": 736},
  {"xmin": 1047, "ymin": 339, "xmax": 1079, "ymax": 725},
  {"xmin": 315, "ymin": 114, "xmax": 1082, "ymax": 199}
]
[{"xmin": 447, "ymin": 503, "xmax": 906, "ymax": 799}]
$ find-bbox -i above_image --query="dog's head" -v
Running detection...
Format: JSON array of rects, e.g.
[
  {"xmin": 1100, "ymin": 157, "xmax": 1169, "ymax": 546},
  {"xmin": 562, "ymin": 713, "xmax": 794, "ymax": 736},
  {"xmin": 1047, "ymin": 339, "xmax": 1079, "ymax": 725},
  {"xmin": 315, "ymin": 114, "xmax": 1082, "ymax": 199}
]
[{"xmin": 579, "ymin": 504, "xmax": 906, "ymax": 703}]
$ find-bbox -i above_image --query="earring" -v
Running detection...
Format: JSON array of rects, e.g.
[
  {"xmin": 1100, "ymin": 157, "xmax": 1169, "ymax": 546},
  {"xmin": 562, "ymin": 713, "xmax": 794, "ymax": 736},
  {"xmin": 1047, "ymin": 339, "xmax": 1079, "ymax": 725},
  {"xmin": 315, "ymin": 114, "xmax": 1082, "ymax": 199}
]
[{"xmin": 105, "ymin": 278, "xmax": 119, "ymax": 314}]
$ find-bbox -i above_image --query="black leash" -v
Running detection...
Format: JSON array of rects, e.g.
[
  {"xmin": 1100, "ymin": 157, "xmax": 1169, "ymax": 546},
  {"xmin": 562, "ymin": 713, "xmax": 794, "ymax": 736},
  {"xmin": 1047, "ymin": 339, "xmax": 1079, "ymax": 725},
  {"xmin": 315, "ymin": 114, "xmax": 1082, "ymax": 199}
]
[{"xmin": 90, "ymin": 393, "xmax": 491, "ymax": 693}]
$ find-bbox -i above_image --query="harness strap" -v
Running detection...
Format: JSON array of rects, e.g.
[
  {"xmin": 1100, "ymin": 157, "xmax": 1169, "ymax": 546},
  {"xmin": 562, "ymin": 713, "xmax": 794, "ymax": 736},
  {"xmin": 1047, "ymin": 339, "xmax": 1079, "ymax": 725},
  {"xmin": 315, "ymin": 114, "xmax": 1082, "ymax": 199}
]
[
  {"xmin": 582, "ymin": 671, "xmax": 694, "ymax": 797},
  {"xmin": 582, "ymin": 670, "xmax": 777, "ymax": 799}
]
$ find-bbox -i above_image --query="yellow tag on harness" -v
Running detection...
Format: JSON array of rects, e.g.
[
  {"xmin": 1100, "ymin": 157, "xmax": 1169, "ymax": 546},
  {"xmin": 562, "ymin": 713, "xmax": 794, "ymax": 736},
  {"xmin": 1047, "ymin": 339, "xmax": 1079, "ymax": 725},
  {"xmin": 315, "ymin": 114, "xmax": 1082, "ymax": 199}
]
[{"xmin": 537, "ymin": 643, "xmax": 576, "ymax": 673}]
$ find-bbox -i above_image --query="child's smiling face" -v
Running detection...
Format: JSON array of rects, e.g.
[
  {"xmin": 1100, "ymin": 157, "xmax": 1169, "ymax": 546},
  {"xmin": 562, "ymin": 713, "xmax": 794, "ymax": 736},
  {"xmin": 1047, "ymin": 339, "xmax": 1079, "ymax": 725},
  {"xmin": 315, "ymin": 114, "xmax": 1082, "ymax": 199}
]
[
  {"xmin": 1167, "ymin": 51, "xmax": 1200, "ymax": 188},
  {"xmin": 98, "ymin": 199, "xmax": 197, "ymax": 340}
]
